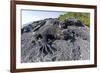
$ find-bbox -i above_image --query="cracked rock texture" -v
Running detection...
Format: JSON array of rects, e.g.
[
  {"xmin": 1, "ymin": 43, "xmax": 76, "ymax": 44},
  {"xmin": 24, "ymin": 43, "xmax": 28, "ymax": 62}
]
[{"xmin": 21, "ymin": 18, "xmax": 90, "ymax": 63}]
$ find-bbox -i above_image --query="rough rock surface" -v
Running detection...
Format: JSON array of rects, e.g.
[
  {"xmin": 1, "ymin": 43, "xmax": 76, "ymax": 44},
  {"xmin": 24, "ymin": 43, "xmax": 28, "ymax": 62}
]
[{"xmin": 21, "ymin": 18, "xmax": 90, "ymax": 63}]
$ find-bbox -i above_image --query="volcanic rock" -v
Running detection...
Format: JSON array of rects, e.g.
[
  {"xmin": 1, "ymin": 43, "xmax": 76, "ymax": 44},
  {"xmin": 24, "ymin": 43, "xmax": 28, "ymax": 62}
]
[{"xmin": 21, "ymin": 18, "xmax": 90, "ymax": 63}]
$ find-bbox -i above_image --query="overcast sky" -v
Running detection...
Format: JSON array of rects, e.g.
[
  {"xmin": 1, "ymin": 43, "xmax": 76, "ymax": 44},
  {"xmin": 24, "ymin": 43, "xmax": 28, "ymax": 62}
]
[{"xmin": 21, "ymin": 10, "xmax": 66, "ymax": 26}]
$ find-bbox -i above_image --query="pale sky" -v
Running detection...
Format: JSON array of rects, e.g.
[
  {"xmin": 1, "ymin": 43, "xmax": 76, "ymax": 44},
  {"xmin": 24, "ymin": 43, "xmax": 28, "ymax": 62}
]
[{"xmin": 21, "ymin": 10, "xmax": 66, "ymax": 26}]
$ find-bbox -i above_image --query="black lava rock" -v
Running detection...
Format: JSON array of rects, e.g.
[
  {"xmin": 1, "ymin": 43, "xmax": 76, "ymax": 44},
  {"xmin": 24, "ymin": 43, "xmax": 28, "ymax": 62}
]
[
  {"xmin": 21, "ymin": 18, "xmax": 90, "ymax": 63},
  {"xmin": 61, "ymin": 18, "xmax": 85, "ymax": 29}
]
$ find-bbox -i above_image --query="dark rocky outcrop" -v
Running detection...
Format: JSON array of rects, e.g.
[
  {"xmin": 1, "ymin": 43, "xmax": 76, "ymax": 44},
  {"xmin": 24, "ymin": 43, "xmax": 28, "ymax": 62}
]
[
  {"xmin": 21, "ymin": 18, "xmax": 90, "ymax": 63},
  {"xmin": 60, "ymin": 18, "xmax": 85, "ymax": 29}
]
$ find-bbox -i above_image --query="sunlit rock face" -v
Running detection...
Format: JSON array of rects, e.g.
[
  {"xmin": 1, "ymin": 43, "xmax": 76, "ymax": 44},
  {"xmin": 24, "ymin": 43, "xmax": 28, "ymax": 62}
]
[{"xmin": 21, "ymin": 18, "xmax": 90, "ymax": 63}]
